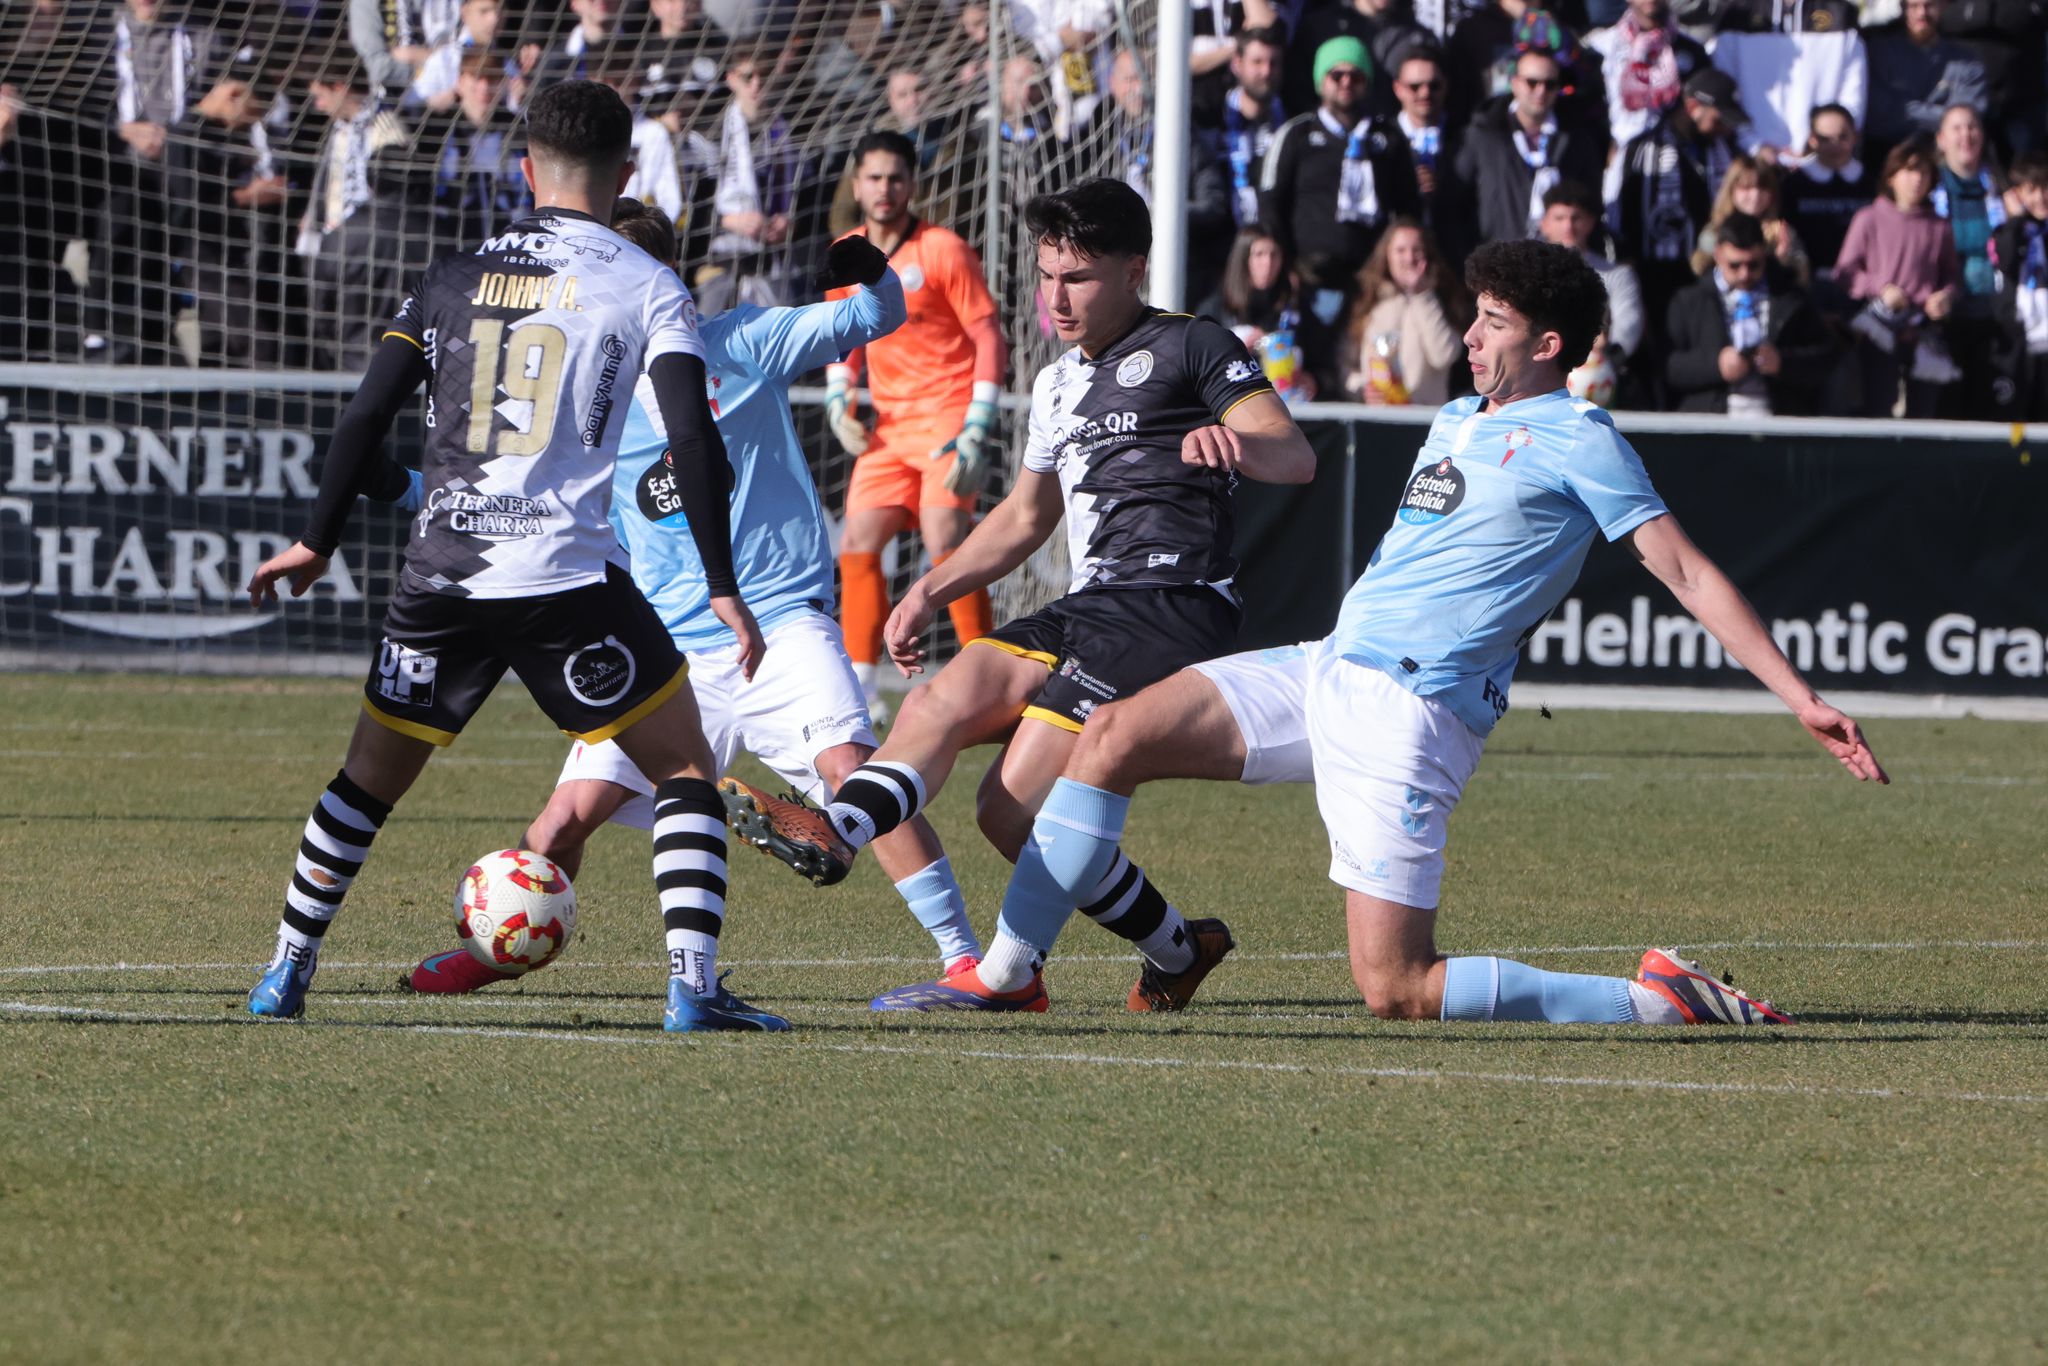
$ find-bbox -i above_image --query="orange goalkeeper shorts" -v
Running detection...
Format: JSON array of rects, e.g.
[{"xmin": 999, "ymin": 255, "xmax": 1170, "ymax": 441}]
[{"xmin": 843, "ymin": 422, "xmax": 979, "ymax": 516}]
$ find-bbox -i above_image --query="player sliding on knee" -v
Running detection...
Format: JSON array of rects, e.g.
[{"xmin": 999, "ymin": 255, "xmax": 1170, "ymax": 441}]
[
  {"xmin": 721, "ymin": 177, "xmax": 1315, "ymax": 1011},
  {"xmin": 923, "ymin": 239, "xmax": 1890, "ymax": 1025},
  {"xmin": 406, "ymin": 197, "xmax": 980, "ymax": 999},
  {"xmin": 245, "ymin": 82, "xmax": 783, "ymax": 1032}
]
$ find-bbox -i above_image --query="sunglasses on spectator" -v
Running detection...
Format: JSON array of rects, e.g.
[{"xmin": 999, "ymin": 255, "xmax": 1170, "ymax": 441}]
[
  {"xmin": 1398, "ymin": 78, "xmax": 1444, "ymax": 91},
  {"xmin": 1325, "ymin": 67, "xmax": 1368, "ymax": 83},
  {"xmin": 1514, "ymin": 74, "xmax": 1561, "ymax": 89}
]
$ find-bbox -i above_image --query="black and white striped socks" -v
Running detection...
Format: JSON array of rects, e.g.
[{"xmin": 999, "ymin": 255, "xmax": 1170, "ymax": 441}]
[
  {"xmin": 822, "ymin": 760, "xmax": 927, "ymax": 850},
  {"xmin": 654, "ymin": 777, "xmax": 729, "ymax": 997},
  {"xmin": 1079, "ymin": 849, "xmax": 1196, "ymax": 974},
  {"xmin": 275, "ymin": 770, "xmax": 392, "ymax": 962}
]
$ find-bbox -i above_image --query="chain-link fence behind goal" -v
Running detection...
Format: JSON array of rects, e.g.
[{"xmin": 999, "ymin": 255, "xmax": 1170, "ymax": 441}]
[{"xmin": 0, "ymin": 0, "xmax": 1161, "ymax": 669}]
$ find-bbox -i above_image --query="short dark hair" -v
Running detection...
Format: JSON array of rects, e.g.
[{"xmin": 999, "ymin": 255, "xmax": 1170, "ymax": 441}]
[
  {"xmin": 1543, "ymin": 178, "xmax": 1601, "ymax": 216},
  {"xmin": 1810, "ymin": 101, "xmax": 1856, "ymax": 131},
  {"xmin": 1024, "ymin": 178, "xmax": 1150, "ymax": 260},
  {"xmin": 525, "ymin": 79, "xmax": 634, "ymax": 170},
  {"xmin": 1390, "ymin": 40, "xmax": 1443, "ymax": 73},
  {"xmin": 611, "ymin": 197, "xmax": 677, "ymax": 265},
  {"xmin": 2012, "ymin": 148, "xmax": 2048, "ymax": 189},
  {"xmin": 1463, "ymin": 239, "xmax": 1605, "ymax": 372},
  {"xmin": 854, "ymin": 130, "xmax": 919, "ymax": 179},
  {"xmin": 1879, "ymin": 140, "xmax": 1936, "ymax": 200},
  {"xmin": 1717, "ymin": 210, "xmax": 1766, "ymax": 253},
  {"xmin": 1236, "ymin": 24, "xmax": 1287, "ymax": 52}
]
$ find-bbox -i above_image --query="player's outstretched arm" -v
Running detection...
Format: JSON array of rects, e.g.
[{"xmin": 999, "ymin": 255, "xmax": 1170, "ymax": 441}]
[
  {"xmin": 1182, "ymin": 390, "xmax": 1316, "ymax": 484},
  {"xmin": 648, "ymin": 350, "xmax": 767, "ymax": 679},
  {"xmin": 749, "ymin": 241, "xmax": 907, "ymax": 382},
  {"xmin": 247, "ymin": 333, "xmax": 429, "ymax": 606},
  {"xmin": 1626, "ymin": 514, "xmax": 1889, "ymax": 783},
  {"xmin": 883, "ymin": 468, "xmax": 1065, "ymax": 675}
]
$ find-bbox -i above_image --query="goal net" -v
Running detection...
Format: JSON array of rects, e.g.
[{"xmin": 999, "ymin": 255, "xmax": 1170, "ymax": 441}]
[{"xmin": 0, "ymin": 0, "xmax": 1160, "ymax": 669}]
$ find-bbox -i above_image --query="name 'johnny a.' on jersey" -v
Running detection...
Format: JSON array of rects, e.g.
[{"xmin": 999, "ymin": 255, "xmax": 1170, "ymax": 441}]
[
  {"xmin": 385, "ymin": 209, "xmax": 705, "ymax": 599},
  {"xmin": 1022, "ymin": 310, "xmax": 1274, "ymax": 595}
]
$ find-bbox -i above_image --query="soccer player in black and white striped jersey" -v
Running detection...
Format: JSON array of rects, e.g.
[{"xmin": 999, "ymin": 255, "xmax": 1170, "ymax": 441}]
[{"xmin": 245, "ymin": 81, "xmax": 786, "ymax": 1032}]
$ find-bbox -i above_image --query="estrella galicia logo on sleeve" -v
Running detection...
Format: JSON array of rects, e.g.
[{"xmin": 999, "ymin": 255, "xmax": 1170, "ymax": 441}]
[
  {"xmin": 1397, "ymin": 457, "xmax": 1466, "ymax": 525},
  {"xmin": 636, "ymin": 452, "xmax": 684, "ymax": 521}
]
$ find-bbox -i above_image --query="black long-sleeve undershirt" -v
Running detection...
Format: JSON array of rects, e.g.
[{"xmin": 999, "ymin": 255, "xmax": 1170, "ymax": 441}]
[
  {"xmin": 299, "ymin": 334, "xmax": 430, "ymax": 556},
  {"xmin": 646, "ymin": 350, "xmax": 738, "ymax": 598}
]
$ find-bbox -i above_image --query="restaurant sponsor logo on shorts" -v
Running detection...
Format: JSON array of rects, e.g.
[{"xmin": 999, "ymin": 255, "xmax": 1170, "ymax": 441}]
[{"xmin": 564, "ymin": 635, "xmax": 637, "ymax": 706}]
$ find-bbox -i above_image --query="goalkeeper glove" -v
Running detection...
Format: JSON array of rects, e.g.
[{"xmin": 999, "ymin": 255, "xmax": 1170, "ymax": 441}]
[
  {"xmin": 815, "ymin": 234, "xmax": 890, "ymax": 290},
  {"xmin": 824, "ymin": 362, "xmax": 869, "ymax": 456},
  {"xmin": 937, "ymin": 382, "xmax": 1000, "ymax": 495},
  {"xmin": 397, "ymin": 467, "xmax": 424, "ymax": 512}
]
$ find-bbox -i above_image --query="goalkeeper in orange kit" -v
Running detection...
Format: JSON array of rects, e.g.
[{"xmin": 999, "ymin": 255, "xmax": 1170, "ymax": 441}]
[{"xmin": 827, "ymin": 130, "xmax": 1007, "ymax": 721}]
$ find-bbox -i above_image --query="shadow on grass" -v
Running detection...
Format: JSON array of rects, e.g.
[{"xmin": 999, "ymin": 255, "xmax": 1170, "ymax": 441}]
[
  {"xmin": 1793, "ymin": 1007, "xmax": 2048, "ymax": 1026},
  {"xmin": 0, "ymin": 811, "xmax": 524, "ymax": 824},
  {"xmin": 1486, "ymin": 747, "xmax": 1807, "ymax": 763}
]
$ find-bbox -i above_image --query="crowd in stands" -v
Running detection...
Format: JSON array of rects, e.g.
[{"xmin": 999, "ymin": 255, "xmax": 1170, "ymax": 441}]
[{"xmin": 0, "ymin": 0, "xmax": 2043, "ymax": 420}]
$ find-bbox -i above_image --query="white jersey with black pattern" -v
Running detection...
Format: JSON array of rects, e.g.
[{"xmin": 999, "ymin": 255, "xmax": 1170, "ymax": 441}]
[
  {"xmin": 1021, "ymin": 308, "xmax": 1274, "ymax": 595},
  {"xmin": 390, "ymin": 209, "xmax": 705, "ymax": 599}
]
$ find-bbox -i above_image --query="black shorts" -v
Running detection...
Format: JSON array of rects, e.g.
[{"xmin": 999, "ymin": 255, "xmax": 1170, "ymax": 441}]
[
  {"xmin": 973, "ymin": 584, "xmax": 1242, "ymax": 732},
  {"xmin": 362, "ymin": 564, "xmax": 687, "ymax": 746}
]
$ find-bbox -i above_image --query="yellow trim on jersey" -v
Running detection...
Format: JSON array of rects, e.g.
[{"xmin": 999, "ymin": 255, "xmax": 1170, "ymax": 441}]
[
  {"xmin": 566, "ymin": 662, "xmax": 690, "ymax": 744},
  {"xmin": 1021, "ymin": 704, "xmax": 1085, "ymax": 734},
  {"xmin": 382, "ymin": 330, "xmax": 426, "ymax": 352},
  {"xmin": 967, "ymin": 636, "xmax": 1058, "ymax": 669},
  {"xmin": 361, "ymin": 698, "xmax": 458, "ymax": 747},
  {"xmin": 1217, "ymin": 387, "xmax": 1277, "ymax": 423}
]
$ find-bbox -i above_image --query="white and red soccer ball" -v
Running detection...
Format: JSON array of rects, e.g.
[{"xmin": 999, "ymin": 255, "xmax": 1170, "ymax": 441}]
[{"xmin": 454, "ymin": 849, "xmax": 577, "ymax": 976}]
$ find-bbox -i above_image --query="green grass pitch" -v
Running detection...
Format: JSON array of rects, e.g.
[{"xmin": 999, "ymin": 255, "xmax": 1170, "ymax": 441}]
[{"xmin": 3, "ymin": 674, "xmax": 2045, "ymax": 1364}]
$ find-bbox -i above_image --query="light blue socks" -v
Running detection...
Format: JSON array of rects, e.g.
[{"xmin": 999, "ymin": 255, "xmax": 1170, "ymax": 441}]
[
  {"xmin": 994, "ymin": 779, "xmax": 1129, "ymax": 954},
  {"xmin": 1440, "ymin": 955, "xmax": 1636, "ymax": 1023},
  {"xmin": 893, "ymin": 857, "xmax": 979, "ymax": 967}
]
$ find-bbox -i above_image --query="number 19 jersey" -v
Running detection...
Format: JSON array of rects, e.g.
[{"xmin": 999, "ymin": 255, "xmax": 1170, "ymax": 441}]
[{"xmin": 385, "ymin": 208, "xmax": 705, "ymax": 599}]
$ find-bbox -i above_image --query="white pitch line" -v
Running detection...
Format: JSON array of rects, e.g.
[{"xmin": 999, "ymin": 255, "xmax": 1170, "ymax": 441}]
[
  {"xmin": 0, "ymin": 748, "xmax": 553, "ymax": 768},
  {"xmin": 1484, "ymin": 770, "xmax": 2045, "ymax": 786},
  {"xmin": 5, "ymin": 999, "xmax": 2045, "ymax": 1108},
  {"xmin": 3, "ymin": 939, "xmax": 2043, "ymax": 979}
]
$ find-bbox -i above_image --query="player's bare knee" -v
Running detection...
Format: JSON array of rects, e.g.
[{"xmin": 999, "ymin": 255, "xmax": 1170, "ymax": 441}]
[
  {"xmin": 1068, "ymin": 700, "xmax": 1144, "ymax": 787},
  {"xmin": 525, "ymin": 800, "xmax": 599, "ymax": 864},
  {"xmin": 814, "ymin": 741, "xmax": 872, "ymax": 791},
  {"xmin": 1352, "ymin": 962, "xmax": 1433, "ymax": 1020}
]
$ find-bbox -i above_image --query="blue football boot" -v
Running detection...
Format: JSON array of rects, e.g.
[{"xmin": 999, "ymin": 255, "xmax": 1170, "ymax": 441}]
[
  {"xmin": 248, "ymin": 943, "xmax": 317, "ymax": 1019},
  {"xmin": 664, "ymin": 972, "xmax": 792, "ymax": 1033}
]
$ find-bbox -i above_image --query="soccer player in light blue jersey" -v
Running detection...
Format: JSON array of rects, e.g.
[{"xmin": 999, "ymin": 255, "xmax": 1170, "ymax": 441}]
[
  {"xmin": 408, "ymin": 200, "xmax": 981, "ymax": 994},
  {"xmin": 879, "ymin": 238, "xmax": 1889, "ymax": 1025}
]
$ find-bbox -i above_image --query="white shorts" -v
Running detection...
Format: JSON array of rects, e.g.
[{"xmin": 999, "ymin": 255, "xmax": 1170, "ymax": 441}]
[
  {"xmin": 1191, "ymin": 644, "xmax": 1316, "ymax": 785},
  {"xmin": 1196, "ymin": 639, "xmax": 1485, "ymax": 908},
  {"xmin": 557, "ymin": 611, "xmax": 878, "ymax": 829}
]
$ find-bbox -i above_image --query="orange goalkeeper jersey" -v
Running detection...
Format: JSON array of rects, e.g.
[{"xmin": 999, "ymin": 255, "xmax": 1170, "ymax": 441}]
[{"xmin": 829, "ymin": 220, "xmax": 997, "ymax": 425}]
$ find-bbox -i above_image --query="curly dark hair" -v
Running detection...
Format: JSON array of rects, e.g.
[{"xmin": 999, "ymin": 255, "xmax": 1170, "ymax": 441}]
[
  {"xmin": 1463, "ymin": 239, "xmax": 1605, "ymax": 373},
  {"xmin": 1024, "ymin": 177, "xmax": 1151, "ymax": 260},
  {"xmin": 610, "ymin": 198, "xmax": 678, "ymax": 266},
  {"xmin": 524, "ymin": 79, "xmax": 634, "ymax": 171}
]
